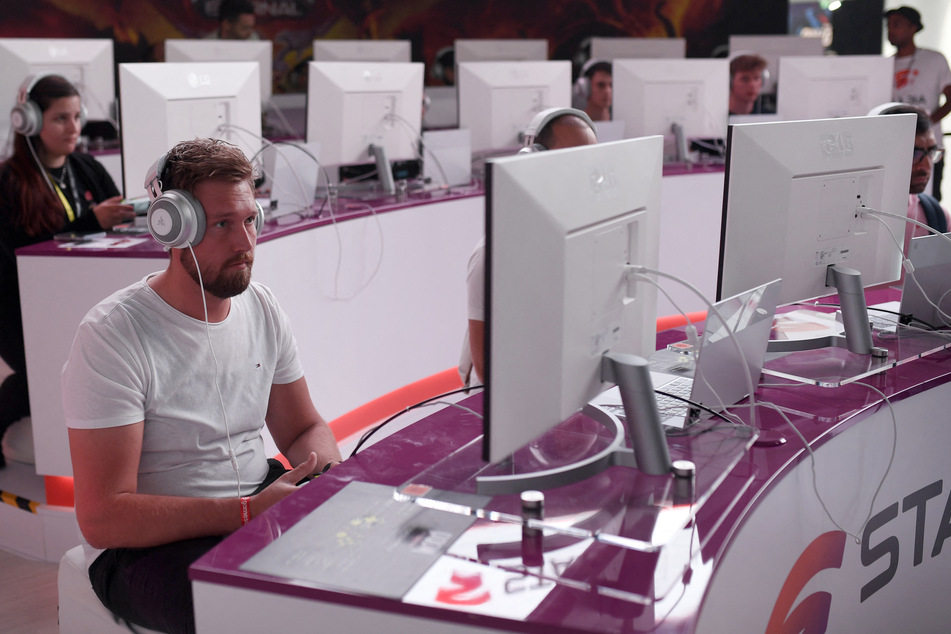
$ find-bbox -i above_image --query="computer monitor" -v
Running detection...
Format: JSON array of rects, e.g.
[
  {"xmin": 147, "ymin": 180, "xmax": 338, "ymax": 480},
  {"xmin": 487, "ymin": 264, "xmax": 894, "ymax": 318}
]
[
  {"xmin": 164, "ymin": 39, "xmax": 273, "ymax": 106},
  {"xmin": 718, "ymin": 114, "xmax": 915, "ymax": 354},
  {"xmin": 312, "ymin": 39, "xmax": 411, "ymax": 63},
  {"xmin": 0, "ymin": 38, "xmax": 115, "ymax": 144},
  {"xmin": 728, "ymin": 34, "xmax": 823, "ymax": 95},
  {"xmin": 305, "ymin": 61, "xmax": 424, "ymax": 176},
  {"xmin": 457, "ymin": 61, "xmax": 571, "ymax": 153},
  {"xmin": 118, "ymin": 61, "xmax": 262, "ymax": 198},
  {"xmin": 612, "ymin": 59, "xmax": 729, "ymax": 161},
  {"xmin": 589, "ymin": 37, "xmax": 686, "ymax": 60},
  {"xmin": 454, "ymin": 39, "xmax": 548, "ymax": 63},
  {"xmin": 485, "ymin": 136, "xmax": 663, "ymax": 464},
  {"xmin": 776, "ymin": 55, "xmax": 893, "ymax": 121}
]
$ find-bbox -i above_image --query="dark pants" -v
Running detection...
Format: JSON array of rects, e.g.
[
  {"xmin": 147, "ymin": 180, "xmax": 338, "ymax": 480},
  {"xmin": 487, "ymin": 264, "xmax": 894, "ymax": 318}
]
[
  {"xmin": 88, "ymin": 459, "xmax": 288, "ymax": 634},
  {"xmin": 0, "ymin": 318, "xmax": 29, "ymax": 452}
]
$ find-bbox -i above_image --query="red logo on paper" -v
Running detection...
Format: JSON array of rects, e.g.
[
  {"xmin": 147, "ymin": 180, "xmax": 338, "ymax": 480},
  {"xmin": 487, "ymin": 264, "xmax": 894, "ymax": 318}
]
[
  {"xmin": 435, "ymin": 571, "xmax": 491, "ymax": 606},
  {"xmin": 765, "ymin": 531, "xmax": 847, "ymax": 633}
]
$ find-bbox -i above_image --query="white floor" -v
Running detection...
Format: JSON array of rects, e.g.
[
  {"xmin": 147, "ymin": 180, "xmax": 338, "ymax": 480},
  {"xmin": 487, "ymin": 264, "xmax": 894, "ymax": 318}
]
[{"xmin": 0, "ymin": 546, "xmax": 59, "ymax": 634}]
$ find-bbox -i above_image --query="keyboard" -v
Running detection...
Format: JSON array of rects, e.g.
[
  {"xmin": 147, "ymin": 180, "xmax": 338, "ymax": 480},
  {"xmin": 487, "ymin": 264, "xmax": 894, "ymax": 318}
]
[{"xmin": 655, "ymin": 376, "xmax": 694, "ymax": 426}]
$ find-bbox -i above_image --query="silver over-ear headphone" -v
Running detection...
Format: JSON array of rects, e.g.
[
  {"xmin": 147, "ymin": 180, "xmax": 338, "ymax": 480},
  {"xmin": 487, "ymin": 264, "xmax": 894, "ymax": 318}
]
[
  {"xmin": 572, "ymin": 58, "xmax": 609, "ymax": 104},
  {"xmin": 10, "ymin": 73, "xmax": 88, "ymax": 137},
  {"xmin": 519, "ymin": 107, "xmax": 598, "ymax": 154},
  {"xmin": 144, "ymin": 152, "xmax": 264, "ymax": 249}
]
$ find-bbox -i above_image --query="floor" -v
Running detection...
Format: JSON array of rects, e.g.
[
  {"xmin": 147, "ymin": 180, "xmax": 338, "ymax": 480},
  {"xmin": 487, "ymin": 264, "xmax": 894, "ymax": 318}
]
[
  {"xmin": 1, "ymin": 352, "xmax": 57, "ymax": 632},
  {"xmin": 0, "ymin": 546, "xmax": 60, "ymax": 634}
]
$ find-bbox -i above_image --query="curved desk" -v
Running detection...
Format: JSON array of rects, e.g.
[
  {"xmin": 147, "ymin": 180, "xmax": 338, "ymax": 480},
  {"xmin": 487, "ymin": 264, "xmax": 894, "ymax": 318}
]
[
  {"xmin": 17, "ymin": 187, "xmax": 484, "ymax": 477},
  {"xmin": 190, "ymin": 306, "xmax": 951, "ymax": 632}
]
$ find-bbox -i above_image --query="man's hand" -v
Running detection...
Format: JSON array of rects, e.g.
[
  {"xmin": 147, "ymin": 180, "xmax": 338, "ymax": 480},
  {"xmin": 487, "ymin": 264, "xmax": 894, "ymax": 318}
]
[{"xmin": 249, "ymin": 452, "xmax": 319, "ymax": 520}]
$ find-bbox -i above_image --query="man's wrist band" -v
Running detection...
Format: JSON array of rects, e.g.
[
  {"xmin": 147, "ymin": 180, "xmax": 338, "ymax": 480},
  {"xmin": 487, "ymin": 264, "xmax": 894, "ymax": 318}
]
[{"xmin": 240, "ymin": 496, "xmax": 251, "ymax": 526}]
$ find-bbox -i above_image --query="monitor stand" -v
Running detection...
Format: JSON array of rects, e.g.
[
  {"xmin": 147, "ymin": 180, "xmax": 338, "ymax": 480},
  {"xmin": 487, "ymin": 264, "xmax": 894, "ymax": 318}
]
[
  {"xmin": 474, "ymin": 353, "xmax": 673, "ymax": 496},
  {"xmin": 368, "ymin": 143, "xmax": 396, "ymax": 196},
  {"xmin": 766, "ymin": 264, "xmax": 885, "ymax": 357}
]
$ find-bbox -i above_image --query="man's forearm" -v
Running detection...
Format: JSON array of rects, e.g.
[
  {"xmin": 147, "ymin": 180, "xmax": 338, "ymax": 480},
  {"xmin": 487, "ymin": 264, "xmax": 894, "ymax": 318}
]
[
  {"xmin": 283, "ymin": 421, "xmax": 343, "ymax": 474},
  {"xmin": 77, "ymin": 491, "xmax": 245, "ymax": 550}
]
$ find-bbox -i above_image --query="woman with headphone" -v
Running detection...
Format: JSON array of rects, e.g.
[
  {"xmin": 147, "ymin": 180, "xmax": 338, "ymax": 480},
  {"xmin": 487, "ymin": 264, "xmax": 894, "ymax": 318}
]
[{"xmin": 0, "ymin": 74, "xmax": 133, "ymax": 467}]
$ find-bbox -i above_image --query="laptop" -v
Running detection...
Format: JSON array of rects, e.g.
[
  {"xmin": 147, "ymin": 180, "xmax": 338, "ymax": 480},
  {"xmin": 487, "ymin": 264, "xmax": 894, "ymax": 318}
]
[
  {"xmin": 592, "ymin": 278, "xmax": 782, "ymax": 428},
  {"xmin": 898, "ymin": 232, "xmax": 951, "ymax": 329}
]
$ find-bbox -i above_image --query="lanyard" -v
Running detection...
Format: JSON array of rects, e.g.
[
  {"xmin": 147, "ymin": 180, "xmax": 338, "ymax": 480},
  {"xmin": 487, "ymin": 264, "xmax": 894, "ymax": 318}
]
[
  {"xmin": 50, "ymin": 179, "xmax": 76, "ymax": 222},
  {"xmin": 48, "ymin": 160, "xmax": 82, "ymax": 223}
]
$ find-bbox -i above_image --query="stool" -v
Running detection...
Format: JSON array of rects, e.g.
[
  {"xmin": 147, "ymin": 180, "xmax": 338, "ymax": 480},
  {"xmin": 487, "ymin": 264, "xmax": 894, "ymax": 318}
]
[{"xmin": 58, "ymin": 545, "xmax": 164, "ymax": 634}]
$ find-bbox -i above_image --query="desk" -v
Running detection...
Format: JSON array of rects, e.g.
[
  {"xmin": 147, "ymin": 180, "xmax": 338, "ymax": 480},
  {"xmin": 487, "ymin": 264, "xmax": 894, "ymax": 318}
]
[
  {"xmin": 17, "ymin": 189, "xmax": 484, "ymax": 476},
  {"xmin": 190, "ymin": 305, "xmax": 951, "ymax": 632}
]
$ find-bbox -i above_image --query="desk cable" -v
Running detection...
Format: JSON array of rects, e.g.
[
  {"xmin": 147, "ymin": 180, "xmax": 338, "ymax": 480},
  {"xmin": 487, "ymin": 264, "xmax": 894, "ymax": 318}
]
[
  {"xmin": 390, "ymin": 112, "xmax": 452, "ymax": 190},
  {"xmin": 751, "ymin": 383, "xmax": 897, "ymax": 544},
  {"xmin": 349, "ymin": 385, "xmax": 484, "ymax": 458},
  {"xmin": 629, "ymin": 266, "xmax": 759, "ymax": 433}
]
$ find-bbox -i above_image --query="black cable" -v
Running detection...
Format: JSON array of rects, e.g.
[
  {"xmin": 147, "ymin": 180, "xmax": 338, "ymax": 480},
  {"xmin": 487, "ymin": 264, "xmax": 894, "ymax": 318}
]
[
  {"xmin": 803, "ymin": 301, "xmax": 939, "ymax": 331},
  {"xmin": 348, "ymin": 384, "xmax": 483, "ymax": 458},
  {"xmin": 652, "ymin": 389, "xmax": 750, "ymax": 437}
]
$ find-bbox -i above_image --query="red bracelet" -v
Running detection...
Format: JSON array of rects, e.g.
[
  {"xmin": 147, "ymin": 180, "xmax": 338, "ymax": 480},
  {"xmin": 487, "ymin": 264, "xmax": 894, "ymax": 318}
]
[{"xmin": 240, "ymin": 496, "xmax": 251, "ymax": 526}]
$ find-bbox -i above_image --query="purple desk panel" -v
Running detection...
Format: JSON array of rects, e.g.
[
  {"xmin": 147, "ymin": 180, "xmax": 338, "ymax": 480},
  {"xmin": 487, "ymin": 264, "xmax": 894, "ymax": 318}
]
[{"xmin": 191, "ymin": 293, "xmax": 951, "ymax": 632}]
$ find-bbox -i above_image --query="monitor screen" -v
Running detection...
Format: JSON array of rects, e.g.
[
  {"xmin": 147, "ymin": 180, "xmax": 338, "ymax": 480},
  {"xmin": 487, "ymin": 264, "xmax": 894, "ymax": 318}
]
[
  {"xmin": 484, "ymin": 136, "xmax": 663, "ymax": 463},
  {"xmin": 454, "ymin": 39, "xmax": 548, "ymax": 63},
  {"xmin": 312, "ymin": 39, "xmax": 411, "ymax": 63},
  {"xmin": 164, "ymin": 39, "xmax": 273, "ymax": 106},
  {"xmin": 458, "ymin": 61, "xmax": 571, "ymax": 153},
  {"xmin": 305, "ymin": 61, "xmax": 424, "ymax": 169},
  {"xmin": 118, "ymin": 61, "xmax": 262, "ymax": 198},
  {"xmin": 612, "ymin": 59, "xmax": 729, "ymax": 159},
  {"xmin": 0, "ymin": 38, "xmax": 115, "ymax": 144},
  {"xmin": 777, "ymin": 55, "xmax": 893, "ymax": 121},
  {"xmin": 718, "ymin": 114, "xmax": 915, "ymax": 312},
  {"xmin": 728, "ymin": 34, "xmax": 824, "ymax": 95},
  {"xmin": 589, "ymin": 37, "xmax": 686, "ymax": 60}
]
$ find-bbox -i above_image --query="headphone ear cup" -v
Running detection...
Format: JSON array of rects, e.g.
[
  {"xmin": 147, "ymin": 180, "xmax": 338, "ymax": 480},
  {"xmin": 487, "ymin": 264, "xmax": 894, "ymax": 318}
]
[
  {"xmin": 10, "ymin": 100, "xmax": 43, "ymax": 136},
  {"xmin": 79, "ymin": 103, "xmax": 88, "ymax": 130},
  {"xmin": 147, "ymin": 189, "xmax": 206, "ymax": 249},
  {"xmin": 254, "ymin": 200, "xmax": 265, "ymax": 234}
]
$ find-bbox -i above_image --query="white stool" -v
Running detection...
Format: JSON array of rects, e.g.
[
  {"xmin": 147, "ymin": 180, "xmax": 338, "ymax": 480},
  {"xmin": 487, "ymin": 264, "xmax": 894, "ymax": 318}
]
[
  {"xmin": 2, "ymin": 417, "xmax": 33, "ymax": 464},
  {"xmin": 58, "ymin": 545, "xmax": 164, "ymax": 633}
]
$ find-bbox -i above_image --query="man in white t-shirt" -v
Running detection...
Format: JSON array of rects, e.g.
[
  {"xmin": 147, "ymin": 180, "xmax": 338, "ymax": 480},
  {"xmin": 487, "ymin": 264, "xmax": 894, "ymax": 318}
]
[
  {"xmin": 886, "ymin": 5, "xmax": 951, "ymax": 200},
  {"xmin": 62, "ymin": 138, "xmax": 341, "ymax": 634}
]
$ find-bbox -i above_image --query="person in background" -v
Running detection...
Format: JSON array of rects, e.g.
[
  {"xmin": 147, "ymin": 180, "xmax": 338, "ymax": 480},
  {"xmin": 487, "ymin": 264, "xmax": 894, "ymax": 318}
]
[
  {"xmin": 728, "ymin": 54, "xmax": 768, "ymax": 115},
  {"xmin": 62, "ymin": 138, "xmax": 341, "ymax": 633},
  {"xmin": 460, "ymin": 108, "xmax": 598, "ymax": 385},
  {"xmin": 0, "ymin": 74, "xmax": 133, "ymax": 468},
  {"xmin": 885, "ymin": 5, "xmax": 951, "ymax": 201},
  {"xmin": 580, "ymin": 60, "xmax": 613, "ymax": 122},
  {"xmin": 880, "ymin": 104, "xmax": 950, "ymax": 255},
  {"xmin": 208, "ymin": 0, "xmax": 259, "ymax": 40}
]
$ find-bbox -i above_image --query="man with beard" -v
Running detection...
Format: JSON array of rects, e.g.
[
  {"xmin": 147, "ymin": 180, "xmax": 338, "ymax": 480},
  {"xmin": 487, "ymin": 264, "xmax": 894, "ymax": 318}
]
[
  {"xmin": 880, "ymin": 104, "xmax": 951, "ymax": 256},
  {"xmin": 61, "ymin": 138, "xmax": 341, "ymax": 634}
]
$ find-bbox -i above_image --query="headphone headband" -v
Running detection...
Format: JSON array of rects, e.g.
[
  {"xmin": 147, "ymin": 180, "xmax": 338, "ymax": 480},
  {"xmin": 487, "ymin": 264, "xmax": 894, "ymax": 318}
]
[{"xmin": 521, "ymin": 107, "xmax": 597, "ymax": 153}]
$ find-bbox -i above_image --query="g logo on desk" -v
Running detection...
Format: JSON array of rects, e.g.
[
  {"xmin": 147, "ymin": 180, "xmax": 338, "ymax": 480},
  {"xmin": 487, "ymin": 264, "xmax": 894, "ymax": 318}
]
[{"xmin": 765, "ymin": 531, "xmax": 846, "ymax": 633}]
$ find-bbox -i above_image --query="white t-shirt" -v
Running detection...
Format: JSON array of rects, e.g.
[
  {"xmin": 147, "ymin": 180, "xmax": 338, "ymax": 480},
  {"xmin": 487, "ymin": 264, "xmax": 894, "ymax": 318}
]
[
  {"xmin": 893, "ymin": 48, "xmax": 951, "ymax": 148},
  {"xmin": 62, "ymin": 276, "xmax": 303, "ymax": 499},
  {"xmin": 457, "ymin": 236, "xmax": 486, "ymax": 385}
]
